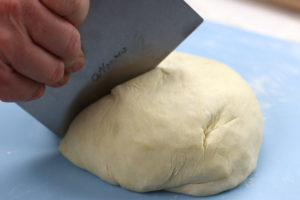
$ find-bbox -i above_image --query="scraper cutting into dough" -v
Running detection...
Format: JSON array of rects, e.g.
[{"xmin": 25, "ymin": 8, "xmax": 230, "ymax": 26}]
[
  {"xmin": 60, "ymin": 52, "xmax": 263, "ymax": 196},
  {"xmin": 1, "ymin": 0, "xmax": 263, "ymax": 197}
]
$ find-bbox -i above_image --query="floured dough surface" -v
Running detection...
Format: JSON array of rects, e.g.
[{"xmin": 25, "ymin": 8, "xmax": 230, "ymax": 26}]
[{"xmin": 60, "ymin": 52, "xmax": 263, "ymax": 196}]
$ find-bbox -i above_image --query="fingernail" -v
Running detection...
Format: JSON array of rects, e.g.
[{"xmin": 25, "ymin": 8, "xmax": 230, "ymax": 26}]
[
  {"xmin": 65, "ymin": 52, "xmax": 85, "ymax": 73},
  {"xmin": 51, "ymin": 73, "xmax": 71, "ymax": 88},
  {"xmin": 68, "ymin": 59, "xmax": 84, "ymax": 73}
]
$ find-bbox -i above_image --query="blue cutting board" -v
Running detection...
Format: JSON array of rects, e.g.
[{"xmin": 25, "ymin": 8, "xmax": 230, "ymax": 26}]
[{"xmin": 1, "ymin": 21, "xmax": 300, "ymax": 200}]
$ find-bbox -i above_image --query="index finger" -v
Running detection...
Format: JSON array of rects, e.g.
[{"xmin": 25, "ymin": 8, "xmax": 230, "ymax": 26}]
[{"xmin": 40, "ymin": 0, "xmax": 90, "ymax": 27}]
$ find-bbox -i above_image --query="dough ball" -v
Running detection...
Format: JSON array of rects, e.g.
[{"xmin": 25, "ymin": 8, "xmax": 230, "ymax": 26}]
[{"xmin": 60, "ymin": 52, "xmax": 263, "ymax": 196}]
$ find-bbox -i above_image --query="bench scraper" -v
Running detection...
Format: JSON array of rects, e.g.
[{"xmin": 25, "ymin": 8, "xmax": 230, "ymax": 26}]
[{"xmin": 17, "ymin": 0, "xmax": 203, "ymax": 138}]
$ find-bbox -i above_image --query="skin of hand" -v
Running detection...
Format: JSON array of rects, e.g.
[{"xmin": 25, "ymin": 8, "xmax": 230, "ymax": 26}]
[{"xmin": 0, "ymin": 0, "xmax": 90, "ymax": 102}]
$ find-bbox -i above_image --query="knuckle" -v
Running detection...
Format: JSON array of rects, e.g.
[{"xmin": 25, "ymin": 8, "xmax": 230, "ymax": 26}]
[
  {"xmin": 65, "ymin": 27, "xmax": 81, "ymax": 57},
  {"xmin": 0, "ymin": 1, "xmax": 28, "ymax": 61},
  {"xmin": 49, "ymin": 61, "xmax": 64, "ymax": 84},
  {"xmin": 20, "ymin": 0, "xmax": 40, "ymax": 25},
  {"xmin": 0, "ymin": 0, "xmax": 22, "ymax": 18}
]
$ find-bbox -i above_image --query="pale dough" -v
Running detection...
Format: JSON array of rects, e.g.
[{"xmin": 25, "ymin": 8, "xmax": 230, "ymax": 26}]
[{"xmin": 60, "ymin": 52, "xmax": 263, "ymax": 196}]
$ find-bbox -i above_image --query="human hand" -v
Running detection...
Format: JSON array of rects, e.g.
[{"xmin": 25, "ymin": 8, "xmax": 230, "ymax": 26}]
[{"xmin": 0, "ymin": 0, "xmax": 90, "ymax": 102}]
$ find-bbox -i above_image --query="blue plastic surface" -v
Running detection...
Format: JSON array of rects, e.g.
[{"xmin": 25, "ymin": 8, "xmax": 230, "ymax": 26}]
[{"xmin": 1, "ymin": 21, "xmax": 300, "ymax": 200}]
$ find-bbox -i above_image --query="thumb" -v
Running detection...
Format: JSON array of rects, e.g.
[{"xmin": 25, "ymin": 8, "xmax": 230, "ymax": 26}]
[{"xmin": 40, "ymin": 0, "xmax": 90, "ymax": 27}]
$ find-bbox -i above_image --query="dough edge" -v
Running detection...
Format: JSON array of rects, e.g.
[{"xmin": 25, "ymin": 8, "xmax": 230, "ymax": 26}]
[{"xmin": 60, "ymin": 52, "xmax": 263, "ymax": 196}]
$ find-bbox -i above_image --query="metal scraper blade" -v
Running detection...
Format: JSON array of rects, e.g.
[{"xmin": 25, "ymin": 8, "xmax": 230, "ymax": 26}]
[{"xmin": 17, "ymin": 0, "xmax": 203, "ymax": 138}]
